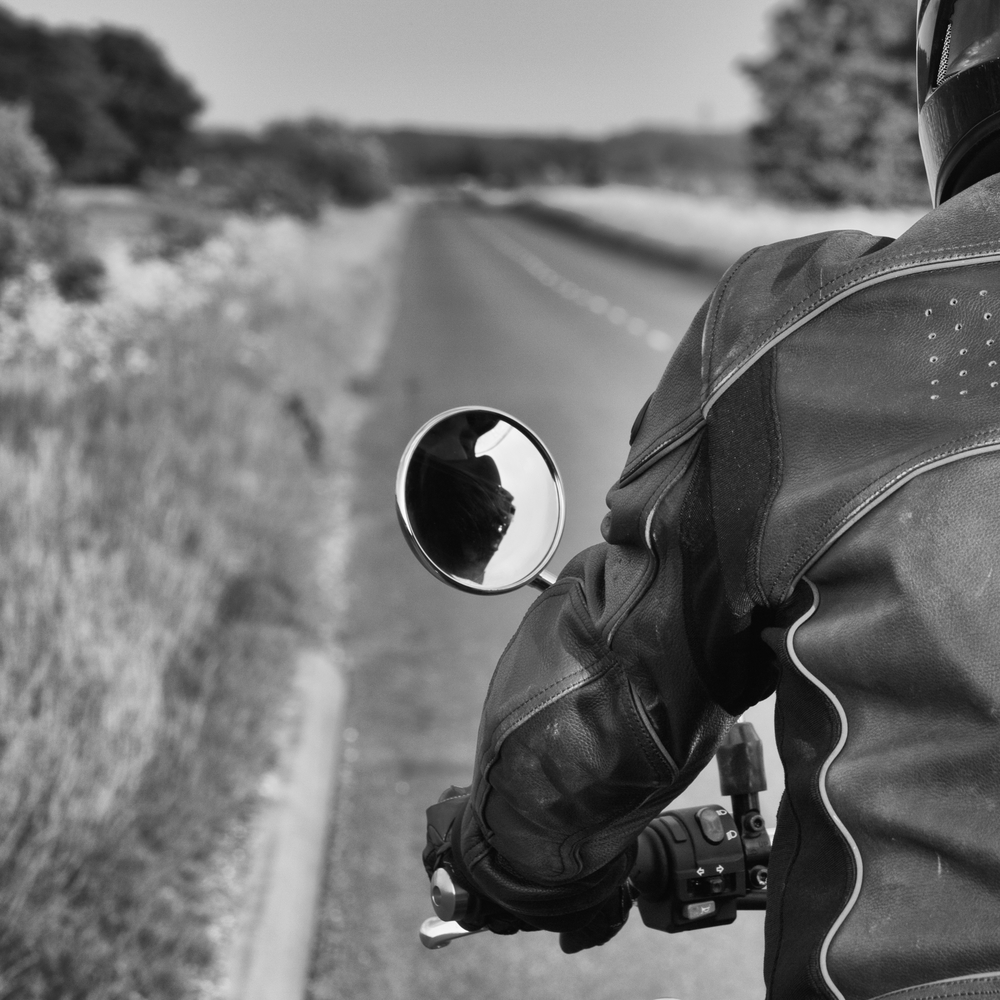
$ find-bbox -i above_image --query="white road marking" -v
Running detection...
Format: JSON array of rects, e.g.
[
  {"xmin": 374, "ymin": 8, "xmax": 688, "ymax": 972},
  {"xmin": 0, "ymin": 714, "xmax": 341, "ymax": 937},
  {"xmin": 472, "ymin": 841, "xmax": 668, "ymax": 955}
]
[{"xmin": 471, "ymin": 218, "xmax": 675, "ymax": 355}]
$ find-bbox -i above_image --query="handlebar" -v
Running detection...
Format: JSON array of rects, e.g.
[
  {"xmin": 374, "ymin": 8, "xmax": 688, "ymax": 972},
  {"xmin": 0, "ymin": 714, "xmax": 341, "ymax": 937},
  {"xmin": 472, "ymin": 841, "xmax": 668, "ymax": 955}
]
[{"xmin": 421, "ymin": 721, "xmax": 772, "ymax": 948}]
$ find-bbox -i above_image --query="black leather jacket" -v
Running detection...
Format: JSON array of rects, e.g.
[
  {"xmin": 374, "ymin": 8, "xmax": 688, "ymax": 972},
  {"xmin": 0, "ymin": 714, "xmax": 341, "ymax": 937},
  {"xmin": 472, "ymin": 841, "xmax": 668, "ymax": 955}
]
[{"xmin": 456, "ymin": 175, "xmax": 1000, "ymax": 1000}]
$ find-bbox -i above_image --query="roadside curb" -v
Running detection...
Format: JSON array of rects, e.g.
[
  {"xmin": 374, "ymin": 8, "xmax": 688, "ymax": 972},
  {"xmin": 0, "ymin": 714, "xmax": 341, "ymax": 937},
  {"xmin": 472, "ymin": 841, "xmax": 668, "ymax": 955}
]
[{"xmin": 227, "ymin": 649, "xmax": 348, "ymax": 1000}]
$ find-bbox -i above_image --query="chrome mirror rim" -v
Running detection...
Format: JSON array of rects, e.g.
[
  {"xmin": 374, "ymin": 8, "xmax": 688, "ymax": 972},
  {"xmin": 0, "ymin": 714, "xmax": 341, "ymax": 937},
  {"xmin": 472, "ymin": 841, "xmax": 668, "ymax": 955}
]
[{"xmin": 395, "ymin": 406, "xmax": 566, "ymax": 595}]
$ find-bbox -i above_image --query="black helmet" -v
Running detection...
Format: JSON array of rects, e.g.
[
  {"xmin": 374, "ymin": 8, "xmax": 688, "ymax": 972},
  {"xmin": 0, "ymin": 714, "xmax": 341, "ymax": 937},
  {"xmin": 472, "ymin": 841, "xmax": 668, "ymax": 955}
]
[{"xmin": 918, "ymin": 0, "xmax": 1000, "ymax": 205}]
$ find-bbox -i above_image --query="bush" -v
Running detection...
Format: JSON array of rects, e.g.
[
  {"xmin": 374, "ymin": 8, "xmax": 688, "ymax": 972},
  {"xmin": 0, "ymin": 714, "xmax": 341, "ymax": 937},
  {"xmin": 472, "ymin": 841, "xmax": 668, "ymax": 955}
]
[
  {"xmin": 150, "ymin": 209, "xmax": 219, "ymax": 259},
  {"xmin": 190, "ymin": 119, "xmax": 394, "ymax": 220},
  {"xmin": 0, "ymin": 212, "xmax": 30, "ymax": 283},
  {"xmin": 263, "ymin": 119, "xmax": 393, "ymax": 206},
  {"xmin": 53, "ymin": 253, "xmax": 105, "ymax": 302},
  {"xmin": 0, "ymin": 104, "xmax": 54, "ymax": 213},
  {"xmin": 213, "ymin": 158, "xmax": 324, "ymax": 221}
]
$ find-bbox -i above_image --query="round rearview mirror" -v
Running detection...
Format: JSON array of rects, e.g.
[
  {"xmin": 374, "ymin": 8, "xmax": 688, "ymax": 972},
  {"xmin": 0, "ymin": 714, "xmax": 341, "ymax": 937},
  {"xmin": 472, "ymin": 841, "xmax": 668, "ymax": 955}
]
[{"xmin": 396, "ymin": 407, "xmax": 565, "ymax": 594}]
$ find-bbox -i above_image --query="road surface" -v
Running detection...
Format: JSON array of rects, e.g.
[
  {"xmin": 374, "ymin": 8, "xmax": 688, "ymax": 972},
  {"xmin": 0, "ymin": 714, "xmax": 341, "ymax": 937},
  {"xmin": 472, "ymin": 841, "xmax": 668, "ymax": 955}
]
[{"xmin": 307, "ymin": 202, "xmax": 782, "ymax": 1000}]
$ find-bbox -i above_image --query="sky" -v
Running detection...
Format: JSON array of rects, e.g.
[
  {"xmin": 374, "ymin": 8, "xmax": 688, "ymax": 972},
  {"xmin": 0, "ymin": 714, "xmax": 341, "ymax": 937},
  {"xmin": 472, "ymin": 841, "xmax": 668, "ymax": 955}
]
[{"xmin": 6, "ymin": 0, "xmax": 786, "ymax": 135}]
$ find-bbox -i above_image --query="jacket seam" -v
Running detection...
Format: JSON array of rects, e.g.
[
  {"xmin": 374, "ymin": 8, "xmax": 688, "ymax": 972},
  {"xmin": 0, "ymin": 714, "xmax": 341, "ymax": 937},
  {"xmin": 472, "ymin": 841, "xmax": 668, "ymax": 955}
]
[
  {"xmin": 727, "ymin": 244, "xmax": 1000, "ymax": 375},
  {"xmin": 708, "ymin": 250, "xmax": 1000, "ymax": 412},
  {"xmin": 772, "ymin": 429, "xmax": 1000, "ymax": 600},
  {"xmin": 622, "ymin": 412, "xmax": 704, "ymax": 481},
  {"xmin": 870, "ymin": 976, "xmax": 1000, "ymax": 1000},
  {"xmin": 703, "ymin": 245, "xmax": 764, "ymax": 388},
  {"xmin": 786, "ymin": 579, "xmax": 862, "ymax": 1000},
  {"xmin": 607, "ymin": 438, "xmax": 701, "ymax": 645},
  {"xmin": 626, "ymin": 679, "xmax": 680, "ymax": 778},
  {"xmin": 622, "ymin": 246, "xmax": 762, "ymax": 480},
  {"xmin": 752, "ymin": 349, "xmax": 784, "ymax": 603}
]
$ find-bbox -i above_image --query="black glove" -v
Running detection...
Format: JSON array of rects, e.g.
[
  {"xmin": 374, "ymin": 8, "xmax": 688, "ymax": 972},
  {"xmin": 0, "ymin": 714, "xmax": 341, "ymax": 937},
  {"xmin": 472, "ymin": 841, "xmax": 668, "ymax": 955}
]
[
  {"xmin": 423, "ymin": 785, "xmax": 535, "ymax": 935},
  {"xmin": 557, "ymin": 881, "xmax": 636, "ymax": 954},
  {"xmin": 424, "ymin": 785, "xmax": 634, "ymax": 949}
]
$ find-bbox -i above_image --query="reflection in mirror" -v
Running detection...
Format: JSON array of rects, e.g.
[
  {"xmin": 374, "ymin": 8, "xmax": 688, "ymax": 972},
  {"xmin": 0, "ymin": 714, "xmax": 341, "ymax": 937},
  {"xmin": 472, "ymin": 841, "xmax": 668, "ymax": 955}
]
[{"xmin": 396, "ymin": 407, "xmax": 564, "ymax": 594}]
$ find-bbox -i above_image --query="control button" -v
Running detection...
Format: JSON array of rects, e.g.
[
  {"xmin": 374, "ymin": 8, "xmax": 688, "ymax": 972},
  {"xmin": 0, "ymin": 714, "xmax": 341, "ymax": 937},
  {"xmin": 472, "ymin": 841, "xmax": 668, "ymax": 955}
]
[
  {"xmin": 682, "ymin": 900, "xmax": 717, "ymax": 921},
  {"xmin": 663, "ymin": 814, "xmax": 688, "ymax": 843},
  {"xmin": 696, "ymin": 807, "xmax": 726, "ymax": 844},
  {"xmin": 707, "ymin": 877, "xmax": 725, "ymax": 895}
]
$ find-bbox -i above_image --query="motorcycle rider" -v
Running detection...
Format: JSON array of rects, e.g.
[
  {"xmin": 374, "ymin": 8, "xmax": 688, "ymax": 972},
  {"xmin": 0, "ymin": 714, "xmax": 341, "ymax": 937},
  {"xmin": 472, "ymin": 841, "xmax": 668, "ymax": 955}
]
[{"xmin": 424, "ymin": 3, "xmax": 1000, "ymax": 997}]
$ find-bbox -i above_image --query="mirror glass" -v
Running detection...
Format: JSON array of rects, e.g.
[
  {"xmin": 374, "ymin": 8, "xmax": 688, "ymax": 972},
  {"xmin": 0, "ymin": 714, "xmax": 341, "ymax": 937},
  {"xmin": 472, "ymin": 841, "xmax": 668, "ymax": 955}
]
[{"xmin": 396, "ymin": 407, "xmax": 565, "ymax": 594}]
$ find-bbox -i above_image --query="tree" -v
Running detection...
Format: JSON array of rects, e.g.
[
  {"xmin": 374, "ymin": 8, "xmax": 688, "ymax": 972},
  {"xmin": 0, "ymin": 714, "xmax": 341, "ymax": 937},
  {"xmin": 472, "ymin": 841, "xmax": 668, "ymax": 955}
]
[
  {"xmin": 262, "ymin": 118, "xmax": 392, "ymax": 206},
  {"xmin": 744, "ymin": 0, "xmax": 928, "ymax": 206},
  {"xmin": 0, "ymin": 5, "xmax": 202, "ymax": 183},
  {"xmin": 0, "ymin": 11, "xmax": 135, "ymax": 181},
  {"xmin": 91, "ymin": 27, "xmax": 203, "ymax": 181}
]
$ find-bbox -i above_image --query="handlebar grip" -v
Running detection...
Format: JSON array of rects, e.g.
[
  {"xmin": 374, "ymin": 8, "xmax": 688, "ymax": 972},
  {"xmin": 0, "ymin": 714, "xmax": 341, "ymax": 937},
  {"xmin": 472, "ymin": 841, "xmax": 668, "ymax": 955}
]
[{"xmin": 629, "ymin": 823, "xmax": 670, "ymax": 898}]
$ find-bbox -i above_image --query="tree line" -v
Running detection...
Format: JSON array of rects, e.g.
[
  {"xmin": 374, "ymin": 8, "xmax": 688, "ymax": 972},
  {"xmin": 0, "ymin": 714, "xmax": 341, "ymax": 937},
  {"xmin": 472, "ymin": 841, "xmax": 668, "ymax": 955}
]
[{"xmin": 0, "ymin": 0, "xmax": 931, "ymax": 209}]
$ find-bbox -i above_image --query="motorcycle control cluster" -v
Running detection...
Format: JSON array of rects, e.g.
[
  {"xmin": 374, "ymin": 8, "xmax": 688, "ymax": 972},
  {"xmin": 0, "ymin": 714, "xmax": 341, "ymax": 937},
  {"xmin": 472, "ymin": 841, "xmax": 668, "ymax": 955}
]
[{"xmin": 421, "ymin": 721, "xmax": 771, "ymax": 948}]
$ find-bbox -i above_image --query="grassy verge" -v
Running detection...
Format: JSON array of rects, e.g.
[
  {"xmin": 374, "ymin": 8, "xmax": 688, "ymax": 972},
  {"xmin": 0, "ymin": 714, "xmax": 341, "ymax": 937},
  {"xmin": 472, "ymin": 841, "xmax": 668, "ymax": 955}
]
[
  {"xmin": 0, "ymin": 195, "xmax": 410, "ymax": 998},
  {"xmin": 519, "ymin": 184, "xmax": 928, "ymax": 270}
]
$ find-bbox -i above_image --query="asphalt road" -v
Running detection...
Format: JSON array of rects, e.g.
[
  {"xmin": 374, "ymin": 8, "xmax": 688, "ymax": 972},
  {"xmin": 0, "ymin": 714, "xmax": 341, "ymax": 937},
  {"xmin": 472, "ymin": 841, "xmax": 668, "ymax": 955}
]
[{"xmin": 307, "ymin": 202, "xmax": 783, "ymax": 1000}]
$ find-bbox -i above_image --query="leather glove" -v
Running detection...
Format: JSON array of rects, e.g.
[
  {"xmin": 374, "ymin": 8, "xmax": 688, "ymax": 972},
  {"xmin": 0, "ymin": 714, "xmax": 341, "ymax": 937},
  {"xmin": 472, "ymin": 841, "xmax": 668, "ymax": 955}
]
[
  {"xmin": 558, "ymin": 881, "xmax": 635, "ymax": 954},
  {"xmin": 423, "ymin": 785, "xmax": 535, "ymax": 935}
]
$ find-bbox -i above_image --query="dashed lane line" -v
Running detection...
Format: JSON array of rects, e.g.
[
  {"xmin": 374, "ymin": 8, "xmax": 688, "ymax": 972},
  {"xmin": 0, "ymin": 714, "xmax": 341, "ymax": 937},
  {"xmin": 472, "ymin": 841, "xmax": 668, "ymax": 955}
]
[{"xmin": 470, "ymin": 218, "xmax": 679, "ymax": 354}]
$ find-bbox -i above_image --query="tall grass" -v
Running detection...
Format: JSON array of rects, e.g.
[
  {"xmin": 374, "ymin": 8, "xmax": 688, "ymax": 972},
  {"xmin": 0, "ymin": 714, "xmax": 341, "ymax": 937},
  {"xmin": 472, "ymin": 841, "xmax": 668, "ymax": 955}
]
[{"xmin": 0, "ymin": 199, "xmax": 408, "ymax": 997}]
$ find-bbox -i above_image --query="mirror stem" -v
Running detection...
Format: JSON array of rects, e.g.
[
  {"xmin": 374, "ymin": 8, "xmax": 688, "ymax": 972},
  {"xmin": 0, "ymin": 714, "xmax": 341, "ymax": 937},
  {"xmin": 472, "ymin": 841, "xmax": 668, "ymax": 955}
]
[{"xmin": 530, "ymin": 569, "xmax": 557, "ymax": 591}]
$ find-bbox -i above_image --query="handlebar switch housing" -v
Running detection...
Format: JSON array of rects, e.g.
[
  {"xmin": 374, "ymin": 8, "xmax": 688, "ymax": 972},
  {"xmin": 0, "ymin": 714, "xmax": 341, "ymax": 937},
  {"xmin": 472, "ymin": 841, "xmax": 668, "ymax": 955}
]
[{"xmin": 632, "ymin": 805, "xmax": 746, "ymax": 933}]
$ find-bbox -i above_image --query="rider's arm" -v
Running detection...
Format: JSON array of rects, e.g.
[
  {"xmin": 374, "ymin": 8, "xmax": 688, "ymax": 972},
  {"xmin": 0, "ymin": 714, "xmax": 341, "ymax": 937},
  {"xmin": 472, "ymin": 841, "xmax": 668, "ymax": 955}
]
[{"xmin": 448, "ymin": 295, "xmax": 780, "ymax": 931}]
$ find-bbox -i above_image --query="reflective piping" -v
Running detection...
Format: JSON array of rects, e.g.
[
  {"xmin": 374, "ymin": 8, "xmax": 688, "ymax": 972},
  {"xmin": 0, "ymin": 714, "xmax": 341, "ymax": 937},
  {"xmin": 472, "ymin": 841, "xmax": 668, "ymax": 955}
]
[
  {"xmin": 786, "ymin": 579, "xmax": 864, "ymax": 1000},
  {"xmin": 789, "ymin": 442, "xmax": 1000, "ymax": 599},
  {"xmin": 703, "ymin": 251, "xmax": 1000, "ymax": 417},
  {"xmin": 871, "ymin": 970, "xmax": 1000, "ymax": 999}
]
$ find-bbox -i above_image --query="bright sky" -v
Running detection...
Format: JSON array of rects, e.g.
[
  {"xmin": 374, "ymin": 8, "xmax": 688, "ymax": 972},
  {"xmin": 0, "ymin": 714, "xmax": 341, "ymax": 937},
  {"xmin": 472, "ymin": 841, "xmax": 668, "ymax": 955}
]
[{"xmin": 7, "ymin": 0, "xmax": 786, "ymax": 134}]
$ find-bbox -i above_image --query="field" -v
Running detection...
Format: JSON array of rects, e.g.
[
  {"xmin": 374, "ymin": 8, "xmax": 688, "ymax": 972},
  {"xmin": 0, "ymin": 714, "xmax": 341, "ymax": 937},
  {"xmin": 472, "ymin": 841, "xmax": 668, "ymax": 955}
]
[
  {"xmin": 0, "ymin": 189, "xmax": 412, "ymax": 998},
  {"xmin": 523, "ymin": 183, "xmax": 929, "ymax": 270}
]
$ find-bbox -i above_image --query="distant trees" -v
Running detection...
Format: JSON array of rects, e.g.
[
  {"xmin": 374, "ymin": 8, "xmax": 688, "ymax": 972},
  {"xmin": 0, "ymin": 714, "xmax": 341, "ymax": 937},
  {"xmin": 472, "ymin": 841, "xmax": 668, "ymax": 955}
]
[
  {"xmin": 191, "ymin": 120, "xmax": 393, "ymax": 219},
  {"xmin": 744, "ymin": 0, "xmax": 927, "ymax": 206},
  {"xmin": 0, "ymin": 4, "xmax": 202, "ymax": 183},
  {"xmin": 380, "ymin": 129, "xmax": 605, "ymax": 187}
]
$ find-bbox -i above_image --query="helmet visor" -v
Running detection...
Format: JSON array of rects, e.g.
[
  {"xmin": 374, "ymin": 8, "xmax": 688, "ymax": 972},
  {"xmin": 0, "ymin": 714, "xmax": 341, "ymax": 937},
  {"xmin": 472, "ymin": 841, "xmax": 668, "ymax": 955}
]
[{"xmin": 919, "ymin": 0, "xmax": 1000, "ymax": 104}]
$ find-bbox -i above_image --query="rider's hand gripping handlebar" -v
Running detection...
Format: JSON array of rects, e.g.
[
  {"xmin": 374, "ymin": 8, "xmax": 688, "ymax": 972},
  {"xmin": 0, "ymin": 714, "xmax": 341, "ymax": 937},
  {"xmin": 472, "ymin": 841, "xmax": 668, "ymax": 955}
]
[{"xmin": 420, "ymin": 721, "xmax": 771, "ymax": 948}]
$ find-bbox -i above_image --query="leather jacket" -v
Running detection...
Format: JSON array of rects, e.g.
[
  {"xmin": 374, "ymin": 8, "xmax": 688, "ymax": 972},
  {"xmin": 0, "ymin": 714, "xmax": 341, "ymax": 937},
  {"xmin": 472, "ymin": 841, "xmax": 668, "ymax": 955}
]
[{"xmin": 454, "ymin": 174, "xmax": 1000, "ymax": 1000}]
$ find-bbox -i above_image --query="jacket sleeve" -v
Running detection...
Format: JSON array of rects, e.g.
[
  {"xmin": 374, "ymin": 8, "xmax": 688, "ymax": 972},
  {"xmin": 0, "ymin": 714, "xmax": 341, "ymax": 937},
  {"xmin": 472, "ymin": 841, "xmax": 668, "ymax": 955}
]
[{"xmin": 452, "ymin": 292, "xmax": 780, "ymax": 928}]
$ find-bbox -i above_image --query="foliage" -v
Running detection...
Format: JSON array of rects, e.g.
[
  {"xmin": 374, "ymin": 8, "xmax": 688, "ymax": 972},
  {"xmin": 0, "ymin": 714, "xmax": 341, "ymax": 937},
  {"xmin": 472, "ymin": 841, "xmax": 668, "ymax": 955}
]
[
  {"xmin": 380, "ymin": 128, "xmax": 606, "ymax": 187},
  {"xmin": 0, "ymin": 4, "xmax": 202, "ymax": 184},
  {"xmin": 91, "ymin": 27, "xmax": 203, "ymax": 181},
  {"xmin": 744, "ymin": 0, "xmax": 928, "ymax": 206},
  {"xmin": 190, "ymin": 121, "xmax": 394, "ymax": 219},
  {"xmin": 52, "ymin": 253, "xmax": 105, "ymax": 301},
  {"xmin": 0, "ymin": 201, "xmax": 409, "ymax": 996},
  {"xmin": 0, "ymin": 103, "xmax": 53, "ymax": 212},
  {"xmin": 205, "ymin": 156, "xmax": 325, "ymax": 222},
  {"xmin": 264, "ymin": 118, "xmax": 393, "ymax": 206}
]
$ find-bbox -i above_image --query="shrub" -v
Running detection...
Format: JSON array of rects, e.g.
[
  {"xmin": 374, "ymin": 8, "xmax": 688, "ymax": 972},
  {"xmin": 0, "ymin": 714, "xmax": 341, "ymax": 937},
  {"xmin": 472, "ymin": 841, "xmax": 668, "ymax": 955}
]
[
  {"xmin": 0, "ymin": 104, "xmax": 55, "ymax": 213},
  {"xmin": 53, "ymin": 253, "xmax": 105, "ymax": 302},
  {"xmin": 216, "ymin": 158, "xmax": 324, "ymax": 221},
  {"xmin": 149, "ymin": 209, "xmax": 219, "ymax": 259},
  {"xmin": 0, "ymin": 212, "xmax": 30, "ymax": 283},
  {"xmin": 263, "ymin": 118, "xmax": 393, "ymax": 206}
]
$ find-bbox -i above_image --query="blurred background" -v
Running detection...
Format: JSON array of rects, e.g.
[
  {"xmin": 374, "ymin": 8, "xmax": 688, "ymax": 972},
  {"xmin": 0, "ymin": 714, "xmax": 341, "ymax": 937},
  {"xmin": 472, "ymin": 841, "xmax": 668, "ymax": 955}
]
[{"xmin": 0, "ymin": 2, "xmax": 926, "ymax": 999}]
